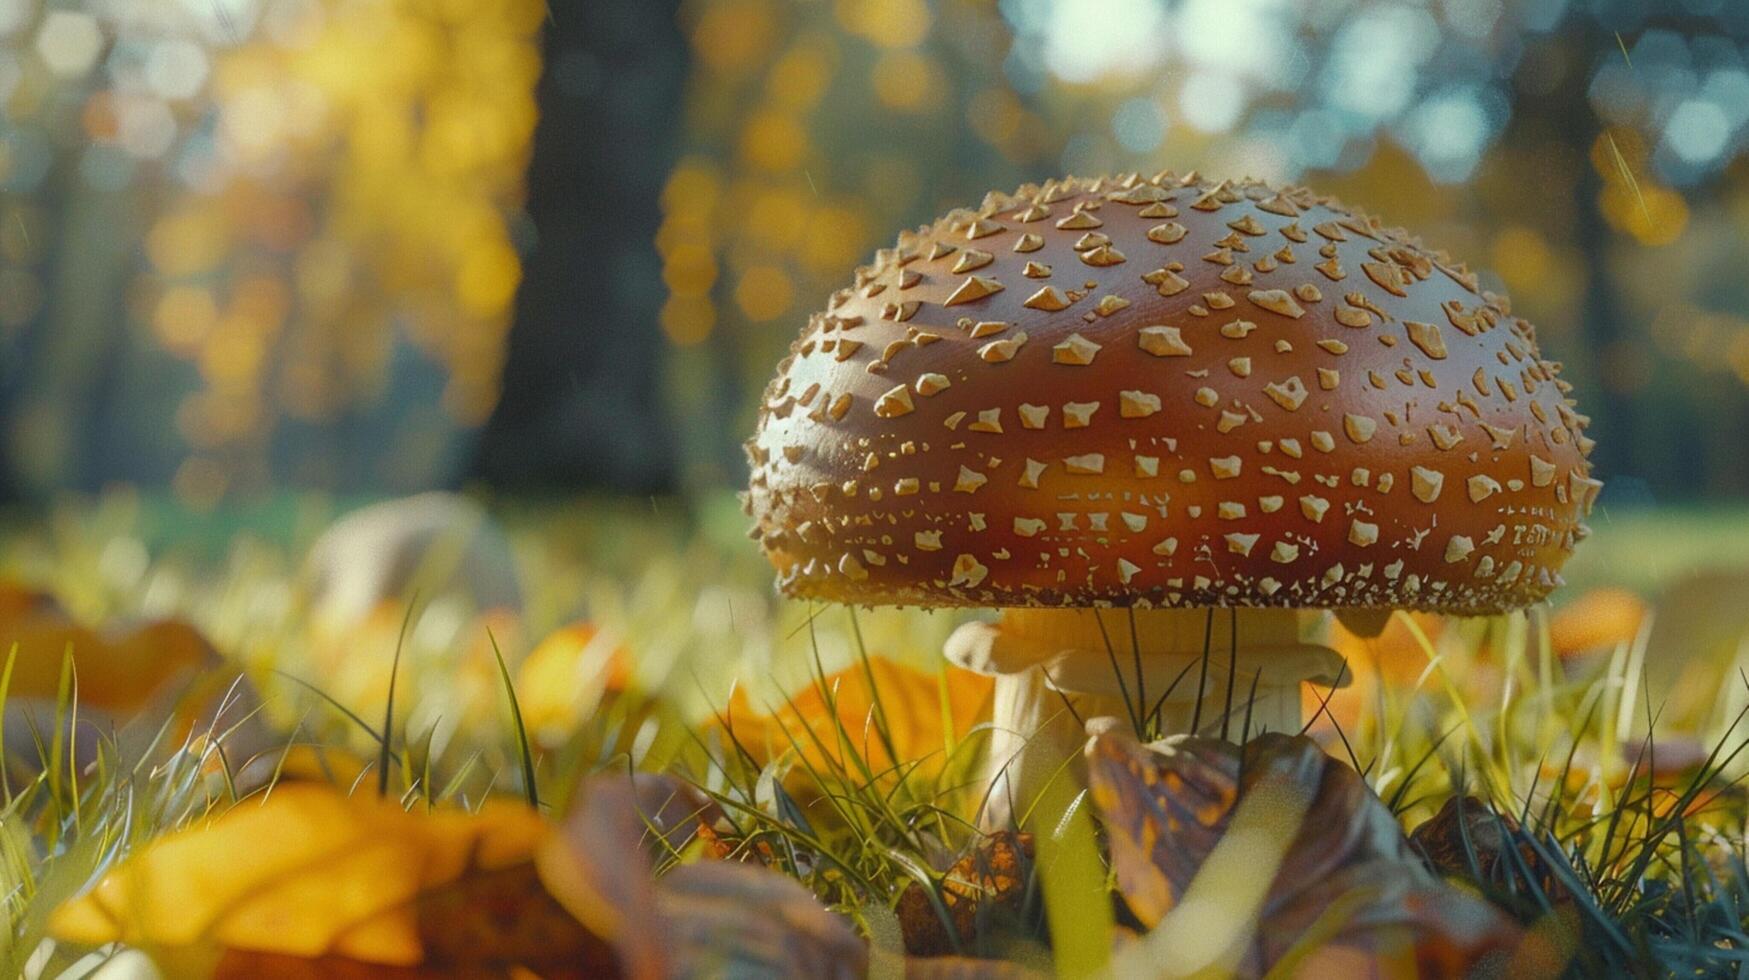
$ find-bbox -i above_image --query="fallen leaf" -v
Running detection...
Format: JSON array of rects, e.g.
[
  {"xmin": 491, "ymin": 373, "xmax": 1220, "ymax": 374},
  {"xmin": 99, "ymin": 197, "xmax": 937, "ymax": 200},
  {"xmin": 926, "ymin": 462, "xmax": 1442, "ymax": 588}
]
[
  {"xmin": 722, "ymin": 657, "xmax": 994, "ymax": 780},
  {"xmin": 1409, "ymin": 796, "xmax": 1572, "ymax": 909},
  {"xmin": 50, "ymin": 784, "xmax": 602, "ymax": 972},
  {"xmin": 0, "ymin": 581, "xmax": 267, "ymax": 771},
  {"xmin": 0, "ymin": 581, "xmax": 61, "ymax": 620},
  {"xmin": 0, "ymin": 583, "xmax": 219, "ymax": 714},
  {"xmin": 235, "ymin": 743, "xmax": 374, "ymax": 793},
  {"xmin": 897, "ymin": 831, "xmax": 1035, "ymax": 957},
  {"xmin": 655, "ymin": 861, "xmax": 869, "ymax": 978},
  {"xmin": 1548, "ymin": 588, "xmax": 1647, "ymax": 658},
  {"xmin": 539, "ymin": 772, "xmax": 867, "ymax": 978},
  {"xmin": 303, "ymin": 602, "xmax": 526, "ymax": 746},
  {"xmin": 514, "ymin": 621, "xmax": 633, "ymax": 743},
  {"xmin": 1088, "ymin": 730, "xmax": 1530, "ymax": 978}
]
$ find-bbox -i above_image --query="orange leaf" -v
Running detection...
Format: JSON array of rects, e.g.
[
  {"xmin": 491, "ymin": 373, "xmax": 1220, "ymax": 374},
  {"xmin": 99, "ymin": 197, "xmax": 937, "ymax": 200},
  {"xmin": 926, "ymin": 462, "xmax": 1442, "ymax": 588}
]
[
  {"xmin": 720, "ymin": 656, "xmax": 993, "ymax": 778},
  {"xmin": 0, "ymin": 580, "xmax": 260, "ymax": 770},
  {"xmin": 0, "ymin": 582, "xmax": 219, "ymax": 714},
  {"xmin": 1308, "ymin": 611, "xmax": 1446, "ymax": 735},
  {"xmin": 0, "ymin": 581, "xmax": 60, "ymax": 620}
]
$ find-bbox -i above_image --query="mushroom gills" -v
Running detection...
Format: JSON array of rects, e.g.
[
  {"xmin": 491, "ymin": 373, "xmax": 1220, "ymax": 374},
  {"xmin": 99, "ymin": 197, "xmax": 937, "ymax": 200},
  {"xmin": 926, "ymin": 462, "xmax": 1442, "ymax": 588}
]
[{"xmin": 946, "ymin": 606, "xmax": 1349, "ymax": 828}]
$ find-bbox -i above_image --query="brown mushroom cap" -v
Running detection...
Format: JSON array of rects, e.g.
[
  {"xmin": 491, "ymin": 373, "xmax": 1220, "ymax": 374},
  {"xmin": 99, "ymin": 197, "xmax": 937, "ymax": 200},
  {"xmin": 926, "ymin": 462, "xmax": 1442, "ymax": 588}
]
[{"xmin": 744, "ymin": 173, "xmax": 1599, "ymax": 613}]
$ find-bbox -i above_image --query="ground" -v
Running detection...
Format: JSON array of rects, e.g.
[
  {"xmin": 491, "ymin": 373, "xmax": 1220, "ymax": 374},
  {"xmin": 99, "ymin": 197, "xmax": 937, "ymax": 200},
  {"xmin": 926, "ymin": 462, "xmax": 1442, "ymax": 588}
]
[{"xmin": 4, "ymin": 493, "xmax": 1749, "ymax": 977}]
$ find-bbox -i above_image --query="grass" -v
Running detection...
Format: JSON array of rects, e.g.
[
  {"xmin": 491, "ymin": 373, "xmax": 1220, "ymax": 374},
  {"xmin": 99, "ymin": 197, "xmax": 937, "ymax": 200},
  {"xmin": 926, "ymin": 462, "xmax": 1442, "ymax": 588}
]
[{"xmin": 3, "ymin": 493, "xmax": 1749, "ymax": 975}]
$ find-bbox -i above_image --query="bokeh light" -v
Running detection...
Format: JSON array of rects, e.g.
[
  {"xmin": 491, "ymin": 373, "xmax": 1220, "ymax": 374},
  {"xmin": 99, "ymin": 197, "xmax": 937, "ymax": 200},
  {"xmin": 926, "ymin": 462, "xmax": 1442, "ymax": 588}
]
[{"xmin": 0, "ymin": 0, "xmax": 546, "ymax": 504}]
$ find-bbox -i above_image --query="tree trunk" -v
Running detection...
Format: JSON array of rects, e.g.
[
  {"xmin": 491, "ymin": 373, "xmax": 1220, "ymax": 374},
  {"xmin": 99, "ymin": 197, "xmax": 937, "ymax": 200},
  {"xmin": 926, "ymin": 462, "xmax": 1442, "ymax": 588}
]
[{"xmin": 471, "ymin": 1, "xmax": 684, "ymax": 494}]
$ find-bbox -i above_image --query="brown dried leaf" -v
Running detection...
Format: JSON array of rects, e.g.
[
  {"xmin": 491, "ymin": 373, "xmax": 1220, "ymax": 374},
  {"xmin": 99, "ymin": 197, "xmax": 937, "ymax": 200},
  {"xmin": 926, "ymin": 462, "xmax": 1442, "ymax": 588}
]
[
  {"xmin": 897, "ymin": 831, "xmax": 1034, "ymax": 956},
  {"xmin": 656, "ymin": 861, "xmax": 868, "ymax": 978},
  {"xmin": 1409, "ymin": 796, "xmax": 1572, "ymax": 907},
  {"xmin": 540, "ymin": 772, "xmax": 867, "ymax": 978},
  {"xmin": 1088, "ymin": 730, "xmax": 1528, "ymax": 977}
]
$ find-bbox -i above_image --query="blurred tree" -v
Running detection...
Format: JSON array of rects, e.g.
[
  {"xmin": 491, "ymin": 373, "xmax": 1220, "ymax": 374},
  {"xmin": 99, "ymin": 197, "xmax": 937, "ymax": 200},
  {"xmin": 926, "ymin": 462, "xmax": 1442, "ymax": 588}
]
[
  {"xmin": 657, "ymin": 0, "xmax": 1048, "ymax": 489},
  {"xmin": 1496, "ymin": 7, "xmax": 1749, "ymax": 491},
  {"xmin": 471, "ymin": 0, "xmax": 683, "ymax": 494},
  {"xmin": 0, "ymin": 1, "xmax": 547, "ymax": 504}
]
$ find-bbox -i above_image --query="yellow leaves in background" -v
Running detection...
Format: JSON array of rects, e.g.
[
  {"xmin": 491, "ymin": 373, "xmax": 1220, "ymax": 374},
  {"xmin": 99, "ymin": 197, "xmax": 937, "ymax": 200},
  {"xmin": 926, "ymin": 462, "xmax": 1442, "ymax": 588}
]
[
  {"xmin": 836, "ymin": 0, "xmax": 933, "ymax": 49},
  {"xmin": 690, "ymin": 0, "xmax": 783, "ymax": 75},
  {"xmin": 723, "ymin": 656, "xmax": 993, "ymax": 778},
  {"xmin": 1548, "ymin": 587, "xmax": 1647, "ymax": 657},
  {"xmin": 119, "ymin": 0, "xmax": 550, "ymax": 500},
  {"xmin": 1488, "ymin": 225, "xmax": 1587, "ymax": 326},
  {"xmin": 734, "ymin": 263, "xmax": 796, "ymax": 321},
  {"xmin": 871, "ymin": 50, "xmax": 947, "ymax": 113},
  {"xmin": 146, "ymin": 204, "xmax": 232, "ymax": 279},
  {"xmin": 1592, "ymin": 127, "xmax": 1690, "ymax": 247}
]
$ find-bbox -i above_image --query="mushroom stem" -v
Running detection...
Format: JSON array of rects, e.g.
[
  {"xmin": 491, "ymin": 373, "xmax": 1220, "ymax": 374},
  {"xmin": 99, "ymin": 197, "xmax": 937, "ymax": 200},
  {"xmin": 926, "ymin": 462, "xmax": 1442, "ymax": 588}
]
[{"xmin": 946, "ymin": 607, "xmax": 1348, "ymax": 828}]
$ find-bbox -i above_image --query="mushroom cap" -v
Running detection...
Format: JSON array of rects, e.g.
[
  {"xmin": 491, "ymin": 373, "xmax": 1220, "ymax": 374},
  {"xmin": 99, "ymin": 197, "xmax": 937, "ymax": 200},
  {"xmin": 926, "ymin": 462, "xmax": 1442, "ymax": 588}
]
[{"xmin": 744, "ymin": 174, "xmax": 1598, "ymax": 613}]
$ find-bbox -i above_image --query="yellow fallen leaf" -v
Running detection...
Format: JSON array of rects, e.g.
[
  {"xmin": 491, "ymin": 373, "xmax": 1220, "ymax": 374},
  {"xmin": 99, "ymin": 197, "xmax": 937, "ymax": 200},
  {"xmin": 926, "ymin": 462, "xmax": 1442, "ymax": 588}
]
[
  {"xmin": 50, "ymin": 784, "xmax": 574, "ymax": 968},
  {"xmin": 514, "ymin": 621, "xmax": 632, "ymax": 742},
  {"xmin": 303, "ymin": 602, "xmax": 525, "ymax": 741},
  {"xmin": 721, "ymin": 656, "xmax": 994, "ymax": 778},
  {"xmin": 234, "ymin": 743, "xmax": 374, "ymax": 793}
]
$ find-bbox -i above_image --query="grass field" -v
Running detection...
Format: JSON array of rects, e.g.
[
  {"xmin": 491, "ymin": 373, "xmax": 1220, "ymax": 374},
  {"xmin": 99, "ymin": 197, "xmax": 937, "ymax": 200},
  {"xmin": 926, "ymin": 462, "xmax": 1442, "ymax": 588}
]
[{"xmin": 4, "ymin": 492, "xmax": 1749, "ymax": 977}]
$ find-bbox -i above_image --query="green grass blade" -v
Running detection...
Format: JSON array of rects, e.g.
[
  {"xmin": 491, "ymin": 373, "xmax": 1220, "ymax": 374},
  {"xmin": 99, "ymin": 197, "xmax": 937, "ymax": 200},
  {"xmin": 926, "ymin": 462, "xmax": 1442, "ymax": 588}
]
[
  {"xmin": 377, "ymin": 595, "xmax": 419, "ymax": 798},
  {"xmin": 488, "ymin": 628, "xmax": 539, "ymax": 810}
]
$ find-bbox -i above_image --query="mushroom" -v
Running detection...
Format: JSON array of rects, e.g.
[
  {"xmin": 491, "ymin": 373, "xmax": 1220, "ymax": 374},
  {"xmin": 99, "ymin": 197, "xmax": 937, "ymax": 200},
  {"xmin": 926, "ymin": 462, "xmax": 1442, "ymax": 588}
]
[{"xmin": 743, "ymin": 174, "xmax": 1598, "ymax": 825}]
